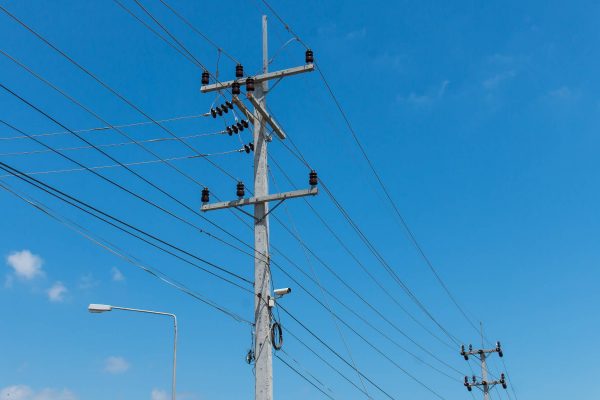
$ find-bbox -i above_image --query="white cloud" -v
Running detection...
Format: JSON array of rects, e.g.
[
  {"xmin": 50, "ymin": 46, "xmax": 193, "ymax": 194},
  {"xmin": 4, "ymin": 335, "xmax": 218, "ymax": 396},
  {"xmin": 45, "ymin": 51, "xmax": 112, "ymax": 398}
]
[
  {"xmin": 398, "ymin": 80, "xmax": 450, "ymax": 106},
  {"xmin": 6, "ymin": 250, "xmax": 43, "ymax": 280},
  {"xmin": 78, "ymin": 274, "xmax": 98, "ymax": 290},
  {"xmin": 104, "ymin": 356, "xmax": 130, "ymax": 374},
  {"xmin": 345, "ymin": 27, "xmax": 367, "ymax": 40},
  {"xmin": 111, "ymin": 267, "xmax": 125, "ymax": 282},
  {"xmin": 548, "ymin": 86, "xmax": 579, "ymax": 101},
  {"xmin": 482, "ymin": 70, "xmax": 516, "ymax": 90},
  {"xmin": 0, "ymin": 385, "xmax": 77, "ymax": 400},
  {"xmin": 47, "ymin": 282, "xmax": 67, "ymax": 302},
  {"xmin": 151, "ymin": 389, "xmax": 169, "ymax": 400}
]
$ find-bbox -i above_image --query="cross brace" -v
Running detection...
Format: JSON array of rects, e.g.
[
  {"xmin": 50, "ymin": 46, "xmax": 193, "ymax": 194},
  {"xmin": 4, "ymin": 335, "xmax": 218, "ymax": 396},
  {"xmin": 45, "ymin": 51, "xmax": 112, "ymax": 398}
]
[
  {"xmin": 200, "ymin": 64, "xmax": 314, "ymax": 93},
  {"xmin": 201, "ymin": 187, "xmax": 317, "ymax": 212}
]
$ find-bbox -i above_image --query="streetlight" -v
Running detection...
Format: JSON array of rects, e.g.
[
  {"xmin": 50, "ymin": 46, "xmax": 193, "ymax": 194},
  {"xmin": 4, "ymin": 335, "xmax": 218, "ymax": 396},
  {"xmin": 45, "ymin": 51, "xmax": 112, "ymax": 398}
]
[{"xmin": 88, "ymin": 304, "xmax": 177, "ymax": 400}]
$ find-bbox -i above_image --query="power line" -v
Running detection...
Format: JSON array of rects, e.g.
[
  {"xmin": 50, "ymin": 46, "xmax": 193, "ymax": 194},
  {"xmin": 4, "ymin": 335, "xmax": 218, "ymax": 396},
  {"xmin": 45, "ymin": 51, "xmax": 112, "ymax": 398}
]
[
  {"xmin": 0, "ymin": 130, "xmax": 226, "ymax": 157},
  {"xmin": 0, "ymin": 161, "xmax": 253, "ymax": 288},
  {"xmin": 0, "ymin": 150, "xmax": 242, "ymax": 178},
  {"xmin": 0, "ymin": 112, "xmax": 210, "ymax": 140},
  {"xmin": 0, "ymin": 178, "xmax": 251, "ymax": 324},
  {"xmin": 274, "ymin": 353, "xmax": 336, "ymax": 400}
]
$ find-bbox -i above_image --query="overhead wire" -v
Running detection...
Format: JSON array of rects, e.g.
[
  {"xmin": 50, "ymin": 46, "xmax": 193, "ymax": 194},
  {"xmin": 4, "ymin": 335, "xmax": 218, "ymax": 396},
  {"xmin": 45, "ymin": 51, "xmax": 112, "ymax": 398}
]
[
  {"xmin": 0, "ymin": 178, "xmax": 251, "ymax": 324},
  {"xmin": 0, "ymin": 161, "xmax": 253, "ymax": 288}
]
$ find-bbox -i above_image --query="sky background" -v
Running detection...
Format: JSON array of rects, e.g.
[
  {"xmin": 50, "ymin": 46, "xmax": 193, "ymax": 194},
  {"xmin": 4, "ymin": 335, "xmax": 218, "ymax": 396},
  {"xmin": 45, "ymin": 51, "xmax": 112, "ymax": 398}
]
[{"xmin": 1, "ymin": 0, "xmax": 599, "ymax": 399}]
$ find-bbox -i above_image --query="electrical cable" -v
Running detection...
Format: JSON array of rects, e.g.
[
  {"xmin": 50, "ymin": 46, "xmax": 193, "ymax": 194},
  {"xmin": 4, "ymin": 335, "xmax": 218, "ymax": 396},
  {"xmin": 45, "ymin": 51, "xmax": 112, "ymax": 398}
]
[
  {"xmin": 0, "ymin": 161, "xmax": 253, "ymax": 288},
  {"xmin": 275, "ymin": 353, "xmax": 336, "ymax": 400},
  {"xmin": 0, "ymin": 179, "xmax": 251, "ymax": 324}
]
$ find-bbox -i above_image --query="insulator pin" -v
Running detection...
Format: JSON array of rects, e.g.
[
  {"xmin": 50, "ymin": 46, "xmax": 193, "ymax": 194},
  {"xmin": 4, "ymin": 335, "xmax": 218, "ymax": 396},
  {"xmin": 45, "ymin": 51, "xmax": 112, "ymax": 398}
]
[
  {"xmin": 210, "ymin": 108, "xmax": 217, "ymax": 118},
  {"xmin": 236, "ymin": 181, "xmax": 245, "ymax": 198},
  {"xmin": 220, "ymin": 104, "xmax": 229, "ymax": 113},
  {"xmin": 232, "ymin": 125, "xmax": 239, "ymax": 134},
  {"xmin": 226, "ymin": 126, "xmax": 233, "ymax": 136},
  {"xmin": 226, "ymin": 101, "xmax": 234, "ymax": 109},
  {"xmin": 201, "ymin": 187, "xmax": 210, "ymax": 204},
  {"xmin": 232, "ymin": 82, "xmax": 241, "ymax": 95},
  {"xmin": 305, "ymin": 49, "xmax": 314, "ymax": 64},
  {"xmin": 241, "ymin": 119, "xmax": 249, "ymax": 128},
  {"xmin": 235, "ymin": 64, "xmax": 244, "ymax": 78},
  {"xmin": 201, "ymin": 71, "xmax": 210, "ymax": 85},
  {"xmin": 237, "ymin": 122, "xmax": 244, "ymax": 131},
  {"xmin": 246, "ymin": 77, "xmax": 255, "ymax": 92},
  {"xmin": 309, "ymin": 170, "xmax": 318, "ymax": 186}
]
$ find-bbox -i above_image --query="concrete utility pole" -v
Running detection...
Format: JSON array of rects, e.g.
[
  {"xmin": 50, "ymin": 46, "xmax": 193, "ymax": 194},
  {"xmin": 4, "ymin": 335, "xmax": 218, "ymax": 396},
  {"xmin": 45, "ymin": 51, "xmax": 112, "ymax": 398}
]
[
  {"xmin": 460, "ymin": 341, "xmax": 508, "ymax": 399},
  {"xmin": 200, "ymin": 16, "xmax": 317, "ymax": 400}
]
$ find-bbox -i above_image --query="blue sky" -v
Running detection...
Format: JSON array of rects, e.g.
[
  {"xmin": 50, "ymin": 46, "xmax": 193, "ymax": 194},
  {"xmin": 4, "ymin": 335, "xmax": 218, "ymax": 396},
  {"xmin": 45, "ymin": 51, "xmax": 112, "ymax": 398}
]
[{"xmin": 1, "ymin": 0, "xmax": 599, "ymax": 399}]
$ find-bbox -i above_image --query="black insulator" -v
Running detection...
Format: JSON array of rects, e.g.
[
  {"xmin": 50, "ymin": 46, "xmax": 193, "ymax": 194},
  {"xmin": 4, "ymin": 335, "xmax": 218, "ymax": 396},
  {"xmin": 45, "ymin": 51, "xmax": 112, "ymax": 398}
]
[
  {"xmin": 235, "ymin": 63, "xmax": 244, "ymax": 78},
  {"xmin": 236, "ymin": 181, "xmax": 245, "ymax": 197},
  {"xmin": 248, "ymin": 142, "xmax": 254, "ymax": 152},
  {"xmin": 502, "ymin": 383, "xmax": 507, "ymax": 390},
  {"xmin": 201, "ymin": 71, "xmax": 210, "ymax": 85},
  {"xmin": 464, "ymin": 377, "xmax": 469, "ymax": 385},
  {"xmin": 226, "ymin": 101, "xmax": 234, "ymax": 109},
  {"xmin": 309, "ymin": 170, "xmax": 318, "ymax": 186},
  {"xmin": 216, "ymin": 107, "xmax": 223, "ymax": 116},
  {"xmin": 201, "ymin": 187, "xmax": 210, "ymax": 203},
  {"xmin": 305, "ymin": 49, "xmax": 314, "ymax": 64},
  {"xmin": 221, "ymin": 104, "xmax": 229, "ymax": 113},
  {"xmin": 460, "ymin": 345, "xmax": 465, "ymax": 354},
  {"xmin": 467, "ymin": 386, "xmax": 472, "ymax": 392},
  {"xmin": 232, "ymin": 81, "xmax": 241, "ymax": 95},
  {"xmin": 232, "ymin": 125, "xmax": 239, "ymax": 134},
  {"xmin": 472, "ymin": 376, "xmax": 477, "ymax": 383},
  {"xmin": 469, "ymin": 344, "xmax": 473, "ymax": 351},
  {"xmin": 241, "ymin": 119, "xmax": 249, "ymax": 128},
  {"xmin": 246, "ymin": 77, "xmax": 255, "ymax": 92},
  {"xmin": 226, "ymin": 126, "xmax": 233, "ymax": 136},
  {"xmin": 237, "ymin": 122, "xmax": 244, "ymax": 131},
  {"xmin": 464, "ymin": 354, "xmax": 469, "ymax": 361},
  {"xmin": 210, "ymin": 108, "xmax": 217, "ymax": 118},
  {"xmin": 244, "ymin": 144, "xmax": 250, "ymax": 154},
  {"xmin": 498, "ymin": 350, "xmax": 504, "ymax": 358}
]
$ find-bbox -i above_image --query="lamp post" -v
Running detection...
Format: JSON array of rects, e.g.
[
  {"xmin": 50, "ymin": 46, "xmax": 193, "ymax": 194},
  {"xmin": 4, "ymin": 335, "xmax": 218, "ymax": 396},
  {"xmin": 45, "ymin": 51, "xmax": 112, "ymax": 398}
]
[{"xmin": 88, "ymin": 304, "xmax": 177, "ymax": 400}]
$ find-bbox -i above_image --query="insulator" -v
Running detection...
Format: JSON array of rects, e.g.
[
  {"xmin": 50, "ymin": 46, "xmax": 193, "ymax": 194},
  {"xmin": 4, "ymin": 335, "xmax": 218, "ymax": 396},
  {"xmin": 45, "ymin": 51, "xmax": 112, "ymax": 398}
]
[
  {"xmin": 241, "ymin": 119, "xmax": 249, "ymax": 128},
  {"xmin": 468, "ymin": 344, "xmax": 472, "ymax": 351},
  {"xmin": 464, "ymin": 377, "xmax": 469, "ymax": 385},
  {"xmin": 210, "ymin": 108, "xmax": 217, "ymax": 118},
  {"xmin": 226, "ymin": 126, "xmax": 233, "ymax": 136},
  {"xmin": 305, "ymin": 49, "xmax": 314, "ymax": 64},
  {"xmin": 309, "ymin": 170, "xmax": 318, "ymax": 186},
  {"xmin": 232, "ymin": 81, "xmax": 241, "ymax": 95},
  {"xmin": 220, "ymin": 104, "xmax": 229, "ymax": 113},
  {"xmin": 232, "ymin": 125, "xmax": 239, "ymax": 134},
  {"xmin": 216, "ymin": 107, "xmax": 223, "ymax": 116},
  {"xmin": 500, "ymin": 373, "xmax": 505, "ymax": 383},
  {"xmin": 236, "ymin": 63, "xmax": 244, "ymax": 78},
  {"xmin": 467, "ymin": 386, "xmax": 472, "ymax": 392},
  {"xmin": 244, "ymin": 144, "xmax": 250, "ymax": 153},
  {"xmin": 482, "ymin": 380, "xmax": 487, "ymax": 386},
  {"xmin": 502, "ymin": 383, "xmax": 507, "ymax": 390},
  {"xmin": 464, "ymin": 354, "xmax": 469, "ymax": 361},
  {"xmin": 236, "ymin": 181, "xmax": 245, "ymax": 198},
  {"xmin": 226, "ymin": 101, "xmax": 233, "ymax": 109},
  {"xmin": 237, "ymin": 122, "xmax": 244, "ymax": 131},
  {"xmin": 201, "ymin": 70, "xmax": 210, "ymax": 85},
  {"xmin": 472, "ymin": 376, "xmax": 476, "ymax": 383},
  {"xmin": 498, "ymin": 350, "xmax": 504, "ymax": 358},
  {"xmin": 201, "ymin": 187, "xmax": 210, "ymax": 203},
  {"xmin": 248, "ymin": 142, "xmax": 254, "ymax": 152},
  {"xmin": 246, "ymin": 77, "xmax": 255, "ymax": 92},
  {"xmin": 460, "ymin": 345, "xmax": 465, "ymax": 354},
  {"xmin": 496, "ymin": 341, "xmax": 501, "ymax": 350}
]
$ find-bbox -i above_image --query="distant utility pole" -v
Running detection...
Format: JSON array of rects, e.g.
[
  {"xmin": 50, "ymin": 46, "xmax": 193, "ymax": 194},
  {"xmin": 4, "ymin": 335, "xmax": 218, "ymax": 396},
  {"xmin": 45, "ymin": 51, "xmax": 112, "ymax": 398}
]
[
  {"xmin": 460, "ymin": 341, "xmax": 508, "ymax": 399},
  {"xmin": 200, "ymin": 16, "xmax": 317, "ymax": 400}
]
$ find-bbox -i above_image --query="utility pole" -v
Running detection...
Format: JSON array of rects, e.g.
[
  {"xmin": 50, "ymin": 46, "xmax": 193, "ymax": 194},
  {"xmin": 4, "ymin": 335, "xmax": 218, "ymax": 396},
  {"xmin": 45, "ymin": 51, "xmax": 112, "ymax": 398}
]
[
  {"xmin": 199, "ymin": 16, "xmax": 317, "ymax": 400},
  {"xmin": 460, "ymin": 341, "xmax": 508, "ymax": 399}
]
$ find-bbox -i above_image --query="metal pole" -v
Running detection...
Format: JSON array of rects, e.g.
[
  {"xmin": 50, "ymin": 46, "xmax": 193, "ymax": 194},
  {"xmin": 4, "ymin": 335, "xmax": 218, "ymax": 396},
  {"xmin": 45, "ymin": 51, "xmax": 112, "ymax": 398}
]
[
  {"xmin": 254, "ymin": 14, "xmax": 273, "ymax": 400},
  {"xmin": 481, "ymin": 352, "xmax": 489, "ymax": 400},
  {"xmin": 112, "ymin": 306, "xmax": 177, "ymax": 400}
]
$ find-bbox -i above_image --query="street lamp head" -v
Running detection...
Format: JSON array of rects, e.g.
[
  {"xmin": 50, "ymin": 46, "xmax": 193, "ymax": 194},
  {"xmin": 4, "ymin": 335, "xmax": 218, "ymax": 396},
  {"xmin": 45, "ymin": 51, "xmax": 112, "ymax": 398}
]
[{"xmin": 88, "ymin": 304, "xmax": 113, "ymax": 313}]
